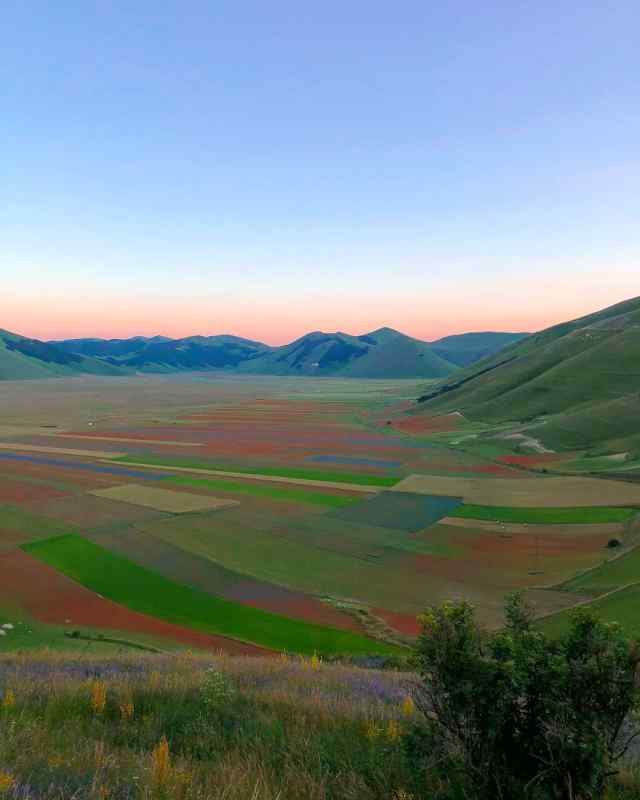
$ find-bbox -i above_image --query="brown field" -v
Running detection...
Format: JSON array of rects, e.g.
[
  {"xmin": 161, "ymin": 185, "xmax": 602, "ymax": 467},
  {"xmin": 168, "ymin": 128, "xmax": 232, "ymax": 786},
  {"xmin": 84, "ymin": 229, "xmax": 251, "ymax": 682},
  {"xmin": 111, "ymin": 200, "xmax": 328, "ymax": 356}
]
[
  {"xmin": 393, "ymin": 474, "xmax": 640, "ymax": 506},
  {"xmin": 0, "ymin": 478, "xmax": 69, "ymax": 505},
  {"xmin": 90, "ymin": 484, "xmax": 241, "ymax": 513}
]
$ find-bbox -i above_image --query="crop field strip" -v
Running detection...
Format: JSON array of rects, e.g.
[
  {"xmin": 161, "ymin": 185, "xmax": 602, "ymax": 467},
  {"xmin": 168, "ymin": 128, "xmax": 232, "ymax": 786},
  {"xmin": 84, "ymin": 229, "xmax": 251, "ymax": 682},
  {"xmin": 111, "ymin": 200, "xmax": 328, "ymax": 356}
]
[
  {"xmin": 328, "ymin": 491, "xmax": 462, "ymax": 531},
  {"xmin": 22, "ymin": 534, "xmax": 401, "ymax": 656},
  {"xmin": 0, "ymin": 442, "xmax": 127, "ymax": 458},
  {"xmin": 166, "ymin": 475, "xmax": 361, "ymax": 508},
  {"xmin": 83, "ymin": 525, "xmax": 364, "ymax": 632},
  {"xmin": 113, "ymin": 454, "xmax": 401, "ymax": 486},
  {"xmin": 0, "ymin": 452, "xmax": 170, "ymax": 480},
  {"xmin": 451, "ymin": 504, "xmax": 637, "ymax": 524},
  {"xmin": 0, "ymin": 549, "xmax": 268, "ymax": 655},
  {"xmin": 392, "ymin": 474, "xmax": 640, "ymax": 506},
  {"xmin": 90, "ymin": 484, "xmax": 241, "ymax": 513},
  {"xmin": 105, "ymin": 459, "xmax": 386, "ymax": 493}
]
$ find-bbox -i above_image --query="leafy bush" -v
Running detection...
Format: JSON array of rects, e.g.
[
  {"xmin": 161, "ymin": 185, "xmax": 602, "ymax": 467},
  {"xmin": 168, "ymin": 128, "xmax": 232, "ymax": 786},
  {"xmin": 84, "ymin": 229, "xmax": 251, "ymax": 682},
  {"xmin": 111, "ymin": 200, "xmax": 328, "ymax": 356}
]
[{"xmin": 407, "ymin": 595, "xmax": 640, "ymax": 799}]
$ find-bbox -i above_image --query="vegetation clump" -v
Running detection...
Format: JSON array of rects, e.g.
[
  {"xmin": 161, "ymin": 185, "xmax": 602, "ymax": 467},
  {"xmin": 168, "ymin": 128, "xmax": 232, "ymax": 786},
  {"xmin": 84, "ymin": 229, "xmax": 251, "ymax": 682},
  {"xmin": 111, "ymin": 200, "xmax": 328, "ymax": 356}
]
[{"xmin": 407, "ymin": 594, "xmax": 640, "ymax": 799}]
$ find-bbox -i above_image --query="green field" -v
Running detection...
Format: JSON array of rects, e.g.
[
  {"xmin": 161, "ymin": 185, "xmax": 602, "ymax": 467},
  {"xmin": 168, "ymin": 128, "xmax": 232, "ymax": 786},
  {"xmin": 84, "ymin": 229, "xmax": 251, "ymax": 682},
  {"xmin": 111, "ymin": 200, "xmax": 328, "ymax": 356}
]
[
  {"xmin": 166, "ymin": 475, "xmax": 359, "ymax": 507},
  {"xmin": 541, "ymin": 584, "xmax": 640, "ymax": 638},
  {"xmin": 114, "ymin": 454, "xmax": 399, "ymax": 486},
  {"xmin": 0, "ymin": 504, "xmax": 79, "ymax": 546},
  {"xmin": 561, "ymin": 547, "xmax": 640, "ymax": 593},
  {"xmin": 22, "ymin": 535, "xmax": 400, "ymax": 656},
  {"xmin": 452, "ymin": 504, "xmax": 637, "ymax": 524}
]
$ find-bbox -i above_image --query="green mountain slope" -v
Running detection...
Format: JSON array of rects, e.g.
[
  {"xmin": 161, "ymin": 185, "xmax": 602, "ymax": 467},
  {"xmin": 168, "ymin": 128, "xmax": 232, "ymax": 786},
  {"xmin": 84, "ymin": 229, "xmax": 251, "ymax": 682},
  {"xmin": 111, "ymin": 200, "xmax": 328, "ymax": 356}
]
[
  {"xmin": 415, "ymin": 296, "xmax": 640, "ymax": 451},
  {"xmin": 236, "ymin": 327, "xmax": 457, "ymax": 378},
  {"xmin": 54, "ymin": 335, "xmax": 268, "ymax": 371},
  {"xmin": 429, "ymin": 331, "xmax": 529, "ymax": 367},
  {"xmin": 0, "ymin": 330, "xmax": 126, "ymax": 381}
]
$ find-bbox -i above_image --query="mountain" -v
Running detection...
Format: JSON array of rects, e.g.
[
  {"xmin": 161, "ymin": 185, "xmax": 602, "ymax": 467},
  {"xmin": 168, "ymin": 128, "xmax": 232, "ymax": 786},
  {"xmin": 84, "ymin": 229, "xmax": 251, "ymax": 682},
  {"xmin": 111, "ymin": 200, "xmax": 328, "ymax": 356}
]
[
  {"xmin": 11, "ymin": 326, "xmax": 532, "ymax": 381},
  {"xmin": 53, "ymin": 335, "xmax": 270, "ymax": 372},
  {"xmin": 235, "ymin": 327, "xmax": 457, "ymax": 378},
  {"xmin": 429, "ymin": 331, "xmax": 529, "ymax": 367},
  {"xmin": 415, "ymin": 296, "xmax": 640, "ymax": 451},
  {"xmin": 53, "ymin": 336, "xmax": 173, "ymax": 359},
  {"xmin": 0, "ymin": 330, "xmax": 125, "ymax": 380}
]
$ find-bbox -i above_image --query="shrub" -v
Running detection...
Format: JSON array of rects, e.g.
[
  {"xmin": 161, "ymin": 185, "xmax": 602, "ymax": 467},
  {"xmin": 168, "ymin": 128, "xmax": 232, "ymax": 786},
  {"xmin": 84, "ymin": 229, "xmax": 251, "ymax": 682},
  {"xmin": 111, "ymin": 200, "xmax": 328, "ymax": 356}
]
[
  {"xmin": 608, "ymin": 538, "xmax": 623, "ymax": 549},
  {"xmin": 201, "ymin": 668, "xmax": 235, "ymax": 709},
  {"xmin": 407, "ymin": 595, "xmax": 640, "ymax": 799}
]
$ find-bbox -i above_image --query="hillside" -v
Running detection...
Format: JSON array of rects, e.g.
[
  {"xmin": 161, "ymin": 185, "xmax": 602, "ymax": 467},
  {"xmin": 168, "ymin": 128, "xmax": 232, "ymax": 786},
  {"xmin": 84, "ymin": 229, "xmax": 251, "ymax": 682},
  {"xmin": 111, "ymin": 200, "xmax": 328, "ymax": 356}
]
[
  {"xmin": 429, "ymin": 331, "xmax": 528, "ymax": 367},
  {"xmin": 415, "ymin": 296, "xmax": 640, "ymax": 451},
  {"xmin": 0, "ymin": 330, "xmax": 125, "ymax": 381},
  {"xmin": 17, "ymin": 327, "xmax": 537, "ymax": 380},
  {"xmin": 236, "ymin": 327, "xmax": 457, "ymax": 379}
]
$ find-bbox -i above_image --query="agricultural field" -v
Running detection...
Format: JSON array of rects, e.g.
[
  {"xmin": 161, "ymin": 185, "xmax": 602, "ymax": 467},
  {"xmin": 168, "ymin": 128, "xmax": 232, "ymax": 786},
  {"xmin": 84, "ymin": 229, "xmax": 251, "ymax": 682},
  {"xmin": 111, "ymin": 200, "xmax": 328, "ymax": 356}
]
[{"xmin": 0, "ymin": 374, "xmax": 638, "ymax": 654}]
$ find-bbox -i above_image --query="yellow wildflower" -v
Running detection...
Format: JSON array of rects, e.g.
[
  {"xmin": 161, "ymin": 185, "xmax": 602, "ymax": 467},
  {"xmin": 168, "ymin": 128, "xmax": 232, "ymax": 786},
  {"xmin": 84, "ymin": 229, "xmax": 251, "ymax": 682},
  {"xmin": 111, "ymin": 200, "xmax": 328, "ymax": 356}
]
[
  {"xmin": 91, "ymin": 681, "xmax": 107, "ymax": 715},
  {"xmin": 401, "ymin": 695, "xmax": 415, "ymax": 717},
  {"xmin": 0, "ymin": 772, "xmax": 15, "ymax": 794},
  {"xmin": 365, "ymin": 719, "xmax": 382, "ymax": 740},
  {"xmin": 120, "ymin": 700, "xmax": 134, "ymax": 721},
  {"xmin": 1, "ymin": 690, "xmax": 15, "ymax": 711},
  {"xmin": 387, "ymin": 719, "xmax": 402, "ymax": 741},
  {"xmin": 151, "ymin": 736, "xmax": 171, "ymax": 789}
]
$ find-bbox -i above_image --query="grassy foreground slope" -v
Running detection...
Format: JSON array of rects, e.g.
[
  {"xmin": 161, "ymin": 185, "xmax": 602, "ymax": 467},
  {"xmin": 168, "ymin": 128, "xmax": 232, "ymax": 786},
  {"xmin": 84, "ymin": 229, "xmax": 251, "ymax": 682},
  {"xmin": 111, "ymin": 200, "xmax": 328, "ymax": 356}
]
[
  {"xmin": 22, "ymin": 535, "xmax": 401, "ymax": 656},
  {"xmin": 415, "ymin": 296, "xmax": 640, "ymax": 451}
]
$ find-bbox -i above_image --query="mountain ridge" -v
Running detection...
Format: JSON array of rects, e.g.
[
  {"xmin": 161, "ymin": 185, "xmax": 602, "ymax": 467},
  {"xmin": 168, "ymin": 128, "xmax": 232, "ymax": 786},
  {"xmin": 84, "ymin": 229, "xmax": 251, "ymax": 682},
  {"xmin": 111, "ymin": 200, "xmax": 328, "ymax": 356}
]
[{"xmin": 0, "ymin": 327, "xmax": 529, "ymax": 381}]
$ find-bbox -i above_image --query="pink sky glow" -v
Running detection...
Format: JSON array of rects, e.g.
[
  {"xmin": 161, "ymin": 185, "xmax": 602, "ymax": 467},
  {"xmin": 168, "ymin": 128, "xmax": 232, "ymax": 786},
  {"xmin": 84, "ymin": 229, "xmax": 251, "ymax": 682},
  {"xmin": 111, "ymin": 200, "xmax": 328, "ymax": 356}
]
[{"xmin": 6, "ymin": 283, "xmax": 636, "ymax": 345}]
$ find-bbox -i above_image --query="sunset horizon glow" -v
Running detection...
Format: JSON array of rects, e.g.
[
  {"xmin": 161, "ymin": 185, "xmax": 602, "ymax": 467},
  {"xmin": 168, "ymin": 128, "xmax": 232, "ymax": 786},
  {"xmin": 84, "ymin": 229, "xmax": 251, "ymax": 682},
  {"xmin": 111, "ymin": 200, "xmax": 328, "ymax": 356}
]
[{"xmin": 4, "ymin": 3, "xmax": 638, "ymax": 346}]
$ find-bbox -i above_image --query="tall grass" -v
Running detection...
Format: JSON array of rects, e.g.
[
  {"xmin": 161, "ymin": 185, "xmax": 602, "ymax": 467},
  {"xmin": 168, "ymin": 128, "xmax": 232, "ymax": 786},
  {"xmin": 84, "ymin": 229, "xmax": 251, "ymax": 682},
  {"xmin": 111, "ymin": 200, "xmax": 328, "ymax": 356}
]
[
  {"xmin": 0, "ymin": 652, "xmax": 417, "ymax": 799},
  {"xmin": 2, "ymin": 651, "xmax": 639, "ymax": 798}
]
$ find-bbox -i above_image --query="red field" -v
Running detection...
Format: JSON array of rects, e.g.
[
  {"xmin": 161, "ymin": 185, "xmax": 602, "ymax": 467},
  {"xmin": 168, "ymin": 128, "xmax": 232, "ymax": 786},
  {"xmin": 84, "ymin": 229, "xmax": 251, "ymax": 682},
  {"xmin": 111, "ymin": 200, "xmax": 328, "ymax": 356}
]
[
  {"xmin": 0, "ymin": 550, "xmax": 271, "ymax": 655},
  {"xmin": 387, "ymin": 413, "xmax": 464, "ymax": 434}
]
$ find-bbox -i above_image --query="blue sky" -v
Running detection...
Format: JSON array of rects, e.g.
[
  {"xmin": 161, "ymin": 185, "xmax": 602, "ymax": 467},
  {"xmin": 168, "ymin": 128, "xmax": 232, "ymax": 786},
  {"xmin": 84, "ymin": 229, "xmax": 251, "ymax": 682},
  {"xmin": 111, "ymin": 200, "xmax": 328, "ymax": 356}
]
[{"xmin": 3, "ymin": 1, "xmax": 639, "ymax": 342}]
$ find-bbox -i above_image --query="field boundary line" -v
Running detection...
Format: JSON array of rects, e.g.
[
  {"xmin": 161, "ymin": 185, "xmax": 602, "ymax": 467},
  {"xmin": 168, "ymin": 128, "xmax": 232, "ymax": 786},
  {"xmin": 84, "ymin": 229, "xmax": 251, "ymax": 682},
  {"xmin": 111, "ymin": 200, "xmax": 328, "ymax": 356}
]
[
  {"xmin": 535, "ymin": 581, "xmax": 640, "ymax": 623},
  {"xmin": 97, "ymin": 460, "xmax": 381, "ymax": 493}
]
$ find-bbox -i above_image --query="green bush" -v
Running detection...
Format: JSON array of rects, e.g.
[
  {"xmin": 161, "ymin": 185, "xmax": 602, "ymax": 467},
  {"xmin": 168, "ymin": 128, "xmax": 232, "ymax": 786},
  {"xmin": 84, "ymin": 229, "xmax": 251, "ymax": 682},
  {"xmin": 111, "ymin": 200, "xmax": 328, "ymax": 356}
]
[{"xmin": 407, "ymin": 595, "xmax": 640, "ymax": 799}]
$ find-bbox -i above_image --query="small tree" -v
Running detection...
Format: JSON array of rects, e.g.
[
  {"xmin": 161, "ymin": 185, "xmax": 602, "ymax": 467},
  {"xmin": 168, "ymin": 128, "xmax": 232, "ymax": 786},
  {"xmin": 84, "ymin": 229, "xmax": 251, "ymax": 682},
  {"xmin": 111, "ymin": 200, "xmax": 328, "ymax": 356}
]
[{"xmin": 407, "ymin": 595, "xmax": 640, "ymax": 799}]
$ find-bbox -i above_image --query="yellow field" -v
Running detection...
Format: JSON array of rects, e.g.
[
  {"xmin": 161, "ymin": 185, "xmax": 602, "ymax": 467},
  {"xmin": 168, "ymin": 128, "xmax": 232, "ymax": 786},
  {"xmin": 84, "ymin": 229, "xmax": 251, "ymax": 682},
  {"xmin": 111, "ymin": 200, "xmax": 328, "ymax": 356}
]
[
  {"xmin": 0, "ymin": 442, "xmax": 127, "ymax": 459},
  {"xmin": 90, "ymin": 484, "xmax": 240, "ymax": 513},
  {"xmin": 393, "ymin": 474, "xmax": 640, "ymax": 506}
]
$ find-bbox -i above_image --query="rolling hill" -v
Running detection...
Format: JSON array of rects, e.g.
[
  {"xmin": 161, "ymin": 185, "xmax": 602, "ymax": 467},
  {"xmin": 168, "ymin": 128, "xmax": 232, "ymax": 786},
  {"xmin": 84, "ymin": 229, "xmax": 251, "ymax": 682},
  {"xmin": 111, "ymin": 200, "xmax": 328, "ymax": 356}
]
[
  {"xmin": 415, "ymin": 295, "xmax": 640, "ymax": 451},
  {"xmin": 54, "ymin": 335, "xmax": 269, "ymax": 372},
  {"xmin": 0, "ymin": 326, "xmax": 536, "ymax": 381},
  {"xmin": 235, "ymin": 328, "xmax": 457, "ymax": 378},
  {"xmin": 50, "ymin": 328, "xmax": 522, "ymax": 379},
  {"xmin": 0, "ymin": 330, "xmax": 125, "ymax": 381}
]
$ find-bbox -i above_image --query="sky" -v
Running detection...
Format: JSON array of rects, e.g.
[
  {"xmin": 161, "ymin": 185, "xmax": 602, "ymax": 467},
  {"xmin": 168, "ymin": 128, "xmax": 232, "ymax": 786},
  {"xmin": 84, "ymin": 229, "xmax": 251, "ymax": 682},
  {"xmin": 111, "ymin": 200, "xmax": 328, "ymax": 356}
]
[{"xmin": 3, "ymin": 1, "xmax": 639, "ymax": 344}]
